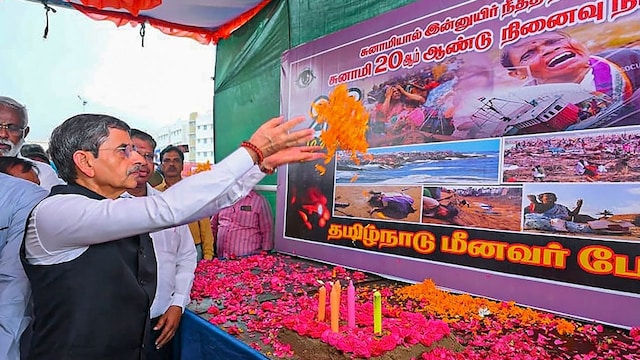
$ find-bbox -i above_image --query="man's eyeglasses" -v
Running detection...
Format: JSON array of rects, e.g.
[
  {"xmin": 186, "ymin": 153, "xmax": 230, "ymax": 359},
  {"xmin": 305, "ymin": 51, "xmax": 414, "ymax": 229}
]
[
  {"xmin": 136, "ymin": 151, "xmax": 155, "ymax": 162},
  {"xmin": 0, "ymin": 123, "xmax": 25, "ymax": 136},
  {"xmin": 98, "ymin": 144, "xmax": 139, "ymax": 158}
]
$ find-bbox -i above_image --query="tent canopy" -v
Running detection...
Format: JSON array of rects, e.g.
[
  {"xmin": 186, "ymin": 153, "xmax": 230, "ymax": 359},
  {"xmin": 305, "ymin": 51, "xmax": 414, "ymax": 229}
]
[{"xmin": 28, "ymin": 0, "xmax": 271, "ymax": 44}]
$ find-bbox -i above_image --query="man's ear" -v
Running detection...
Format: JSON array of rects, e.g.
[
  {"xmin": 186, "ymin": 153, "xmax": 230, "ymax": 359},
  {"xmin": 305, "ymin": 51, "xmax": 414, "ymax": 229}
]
[
  {"xmin": 73, "ymin": 150, "xmax": 96, "ymax": 178},
  {"xmin": 508, "ymin": 69, "xmax": 528, "ymax": 80}
]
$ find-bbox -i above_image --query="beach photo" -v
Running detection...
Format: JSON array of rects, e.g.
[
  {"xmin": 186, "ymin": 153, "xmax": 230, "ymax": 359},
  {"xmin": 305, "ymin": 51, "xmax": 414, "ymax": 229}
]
[
  {"xmin": 502, "ymin": 126, "xmax": 640, "ymax": 183},
  {"xmin": 522, "ymin": 183, "xmax": 640, "ymax": 241},
  {"xmin": 333, "ymin": 185, "xmax": 422, "ymax": 222},
  {"xmin": 422, "ymin": 186, "xmax": 522, "ymax": 231},
  {"xmin": 335, "ymin": 139, "xmax": 501, "ymax": 185}
]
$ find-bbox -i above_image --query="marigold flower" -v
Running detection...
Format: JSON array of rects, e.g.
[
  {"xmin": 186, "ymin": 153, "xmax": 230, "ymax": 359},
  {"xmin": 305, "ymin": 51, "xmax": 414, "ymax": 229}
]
[{"xmin": 311, "ymin": 83, "xmax": 370, "ymax": 174}]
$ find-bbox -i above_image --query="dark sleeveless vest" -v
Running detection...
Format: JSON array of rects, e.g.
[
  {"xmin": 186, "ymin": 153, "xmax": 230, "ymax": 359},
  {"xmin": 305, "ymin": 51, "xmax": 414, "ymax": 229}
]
[{"xmin": 21, "ymin": 183, "xmax": 157, "ymax": 360}]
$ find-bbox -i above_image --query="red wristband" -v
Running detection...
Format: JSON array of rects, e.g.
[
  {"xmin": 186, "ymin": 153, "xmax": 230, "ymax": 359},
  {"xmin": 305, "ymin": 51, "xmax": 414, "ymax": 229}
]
[
  {"xmin": 259, "ymin": 163, "xmax": 276, "ymax": 175},
  {"xmin": 240, "ymin": 141, "xmax": 264, "ymax": 165}
]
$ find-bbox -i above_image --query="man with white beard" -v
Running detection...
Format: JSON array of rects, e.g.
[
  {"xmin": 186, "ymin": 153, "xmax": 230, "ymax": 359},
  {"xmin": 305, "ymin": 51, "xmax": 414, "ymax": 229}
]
[{"xmin": 0, "ymin": 97, "xmax": 63, "ymax": 191}]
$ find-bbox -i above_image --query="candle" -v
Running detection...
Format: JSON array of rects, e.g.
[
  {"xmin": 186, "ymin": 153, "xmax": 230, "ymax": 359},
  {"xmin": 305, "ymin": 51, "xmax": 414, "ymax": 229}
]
[
  {"xmin": 330, "ymin": 281, "xmax": 340, "ymax": 332},
  {"xmin": 347, "ymin": 280, "xmax": 356, "ymax": 328},
  {"xmin": 373, "ymin": 290, "xmax": 381, "ymax": 335},
  {"xmin": 318, "ymin": 285, "xmax": 326, "ymax": 321}
]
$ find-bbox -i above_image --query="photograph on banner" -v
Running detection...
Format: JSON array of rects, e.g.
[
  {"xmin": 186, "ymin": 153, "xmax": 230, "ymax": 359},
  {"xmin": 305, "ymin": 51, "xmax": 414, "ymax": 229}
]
[
  {"xmin": 488, "ymin": 24, "xmax": 640, "ymax": 137},
  {"xmin": 522, "ymin": 183, "xmax": 640, "ymax": 241},
  {"xmin": 502, "ymin": 125, "xmax": 640, "ymax": 183},
  {"xmin": 335, "ymin": 138, "xmax": 501, "ymax": 184},
  {"xmin": 441, "ymin": 3, "xmax": 640, "ymax": 141},
  {"xmin": 333, "ymin": 185, "xmax": 422, "ymax": 222},
  {"xmin": 364, "ymin": 52, "xmax": 495, "ymax": 147},
  {"xmin": 422, "ymin": 186, "xmax": 522, "ymax": 231},
  {"xmin": 284, "ymin": 160, "xmax": 335, "ymax": 242},
  {"xmin": 289, "ymin": 0, "xmax": 640, "ymax": 150}
]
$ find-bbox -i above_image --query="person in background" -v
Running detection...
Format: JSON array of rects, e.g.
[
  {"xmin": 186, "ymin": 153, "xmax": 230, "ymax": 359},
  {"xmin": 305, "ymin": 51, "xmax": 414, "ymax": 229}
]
[
  {"xmin": 368, "ymin": 190, "xmax": 417, "ymax": 219},
  {"xmin": 156, "ymin": 146, "xmax": 215, "ymax": 261},
  {"xmin": 148, "ymin": 169, "xmax": 165, "ymax": 188},
  {"xmin": 211, "ymin": 189, "xmax": 274, "ymax": 259},
  {"xmin": 20, "ymin": 144, "xmax": 49, "ymax": 165},
  {"xmin": 127, "ymin": 130, "xmax": 196, "ymax": 359},
  {"xmin": 21, "ymin": 113, "xmax": 322, "ymax": 359},
  {"xmin": 532, "ymin": 165, "xmax": 546, "ymax": 182},
  {"xmin": 0, "ymin": 96, "xmax": 63, "ymax": 190},
  {"xmin": 525, "ymin": 192, "xmax": 583, "ymax": 221},
  {"xmin": 0, "ymin": 173, "xmax": 47, "ymax": 360},
  {"xmin": 0, "ymin": 157, "xmax": 40, "ymax": 184}
]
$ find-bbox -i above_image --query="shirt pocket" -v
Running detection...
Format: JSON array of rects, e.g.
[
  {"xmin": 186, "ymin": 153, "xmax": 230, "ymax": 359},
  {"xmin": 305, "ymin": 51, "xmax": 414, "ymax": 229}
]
[
  {"xmin": 237, "ymin": 211, "xmax": 258, "ymax": 228},
  {"xmin": 150, "ymin": 229, "xmax": 180, "ymax": 254}
]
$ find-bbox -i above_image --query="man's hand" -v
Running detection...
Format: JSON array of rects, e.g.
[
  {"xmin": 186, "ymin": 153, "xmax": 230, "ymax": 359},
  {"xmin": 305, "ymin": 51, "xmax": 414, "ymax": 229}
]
[
  {"xmin": 262, "ymin": 146, "xmax": 324, "ymax": 170},
  {"xmin": 154, "ymin": 305, "xmax": 182, "ymax": 348},
  {"xmin": 248, "ymin": 116, "xmax": 316, "ymax": 158}
]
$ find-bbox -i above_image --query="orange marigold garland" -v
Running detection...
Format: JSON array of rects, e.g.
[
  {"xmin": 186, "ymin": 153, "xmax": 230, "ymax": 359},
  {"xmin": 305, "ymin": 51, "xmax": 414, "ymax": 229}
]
[
  {"xmin": 189, "ymin": 161, "xmax": 212, "ymax": 175},
  {"xmin": 395, "ymin": 280, "xmax": 576, "ymax": 335},
  {"xmin": 311, "ymin": 84, "xmax": 369, "ymax": 175}
]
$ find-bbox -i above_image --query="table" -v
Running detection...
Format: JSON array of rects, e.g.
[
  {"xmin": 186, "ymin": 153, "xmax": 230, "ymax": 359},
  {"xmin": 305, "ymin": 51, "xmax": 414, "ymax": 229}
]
[{"xmin": 175, "ymin": 310, "xmax": 268, "ymax": 360}]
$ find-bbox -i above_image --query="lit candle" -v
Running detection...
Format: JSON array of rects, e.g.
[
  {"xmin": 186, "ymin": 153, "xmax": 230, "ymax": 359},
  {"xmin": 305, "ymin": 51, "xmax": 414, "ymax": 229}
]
[
  {"xmin": 330, "ymin": 281, "xmax": 340, "ymax": 332},
  {"xmin": 347, "ymin": 280, "xmax": 356, "ymax": 328},
  {"xmin": 373, "ymin": 290, "xmax": 381, "ymax": 335},
  {"xmin": 318, "ymin": 285, "xmax": 326, "ymax": 321}
]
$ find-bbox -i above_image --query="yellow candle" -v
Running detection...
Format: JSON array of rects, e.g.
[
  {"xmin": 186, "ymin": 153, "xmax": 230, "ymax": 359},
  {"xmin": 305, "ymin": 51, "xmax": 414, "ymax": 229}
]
[
  {"xmin": 330, "ymin": 281, "xmax": 340, "ymax": 332},
  {"xmin": 373, "ymin": 290, "xmax": 381, "ymax": 335},
  {"xmin": 318, "ymin": 286, "xmax": 326, "ymax": 321}
]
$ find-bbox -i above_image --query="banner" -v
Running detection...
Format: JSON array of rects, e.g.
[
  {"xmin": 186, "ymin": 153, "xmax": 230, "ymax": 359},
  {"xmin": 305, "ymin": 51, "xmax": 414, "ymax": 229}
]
[{"xmin": 279, "ymin": 0, "xmax": 640, "ymax": 327}]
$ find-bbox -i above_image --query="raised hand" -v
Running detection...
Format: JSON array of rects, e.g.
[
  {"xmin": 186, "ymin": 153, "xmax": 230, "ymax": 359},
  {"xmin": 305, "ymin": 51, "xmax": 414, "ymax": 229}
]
[
  {"xmin": 248, "ymin": 116, "xmax": 316, "ymax": 159},
  {"xmin": 262, "ymin": 146, "xmax": 325, "ymax": 170}
]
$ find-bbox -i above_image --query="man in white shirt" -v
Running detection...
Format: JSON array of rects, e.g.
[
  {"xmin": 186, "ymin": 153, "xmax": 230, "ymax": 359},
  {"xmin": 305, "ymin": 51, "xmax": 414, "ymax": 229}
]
[
  {"xmin": 0, "ymin": 96, "xmax": 64, "ymax": 191},
  {"xmin": 21, "ymin": 113, "xmax": 322, "ymax": 359},
  {"xmin": 127, "ymin": 129, "xmax": 197, "ymax": 360},
  {"xmin": 0, "ymin": 173, "xmax": 47, "ymax": 360}
]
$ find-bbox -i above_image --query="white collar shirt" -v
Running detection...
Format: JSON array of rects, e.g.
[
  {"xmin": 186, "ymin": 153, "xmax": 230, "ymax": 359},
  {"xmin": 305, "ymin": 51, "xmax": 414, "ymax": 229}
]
[
  {"xmin": 123, "ymin": 185, "xmax": 197, "ymax": 318},
  {"xmin": 23, "ymin": 148, "xmax": 263, "ymax": 266}
]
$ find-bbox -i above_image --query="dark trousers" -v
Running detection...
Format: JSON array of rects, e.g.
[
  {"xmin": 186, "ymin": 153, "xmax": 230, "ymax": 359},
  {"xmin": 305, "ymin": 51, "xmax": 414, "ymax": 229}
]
[{"xmin": 146, "ymin": 316, "xmax": 175, "ymax": 360}]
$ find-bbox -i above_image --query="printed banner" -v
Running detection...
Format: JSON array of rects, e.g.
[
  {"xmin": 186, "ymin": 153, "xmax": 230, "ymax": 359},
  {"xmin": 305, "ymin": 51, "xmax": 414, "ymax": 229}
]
[{"xmin": 279, "ymin": 0, "xmax": 640, "ymax": 327}]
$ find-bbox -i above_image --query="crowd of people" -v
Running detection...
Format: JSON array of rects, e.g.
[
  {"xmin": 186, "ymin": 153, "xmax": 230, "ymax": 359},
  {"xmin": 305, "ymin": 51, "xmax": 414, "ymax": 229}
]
[
  {"xmin": 0, "ymin": 95, "xmax": 321, "ymax": 359},
  {"xmin": 365, "ymin": 60, "xmax": 460, "ymax": 146}
]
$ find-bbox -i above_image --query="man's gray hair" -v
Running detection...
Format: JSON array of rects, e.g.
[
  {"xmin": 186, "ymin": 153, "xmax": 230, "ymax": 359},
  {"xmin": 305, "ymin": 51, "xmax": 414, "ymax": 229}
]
[
  {"xmin": 0, "ymin": 96, "xmax": 29, "ymax": 126},
  {"xmin": 49, "ymin": 114, "xmax": 130, "ymax": 183}
]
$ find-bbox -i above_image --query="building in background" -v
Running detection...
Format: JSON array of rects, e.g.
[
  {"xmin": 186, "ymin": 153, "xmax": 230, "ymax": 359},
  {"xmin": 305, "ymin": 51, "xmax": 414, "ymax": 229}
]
[{"xmin": 151, "ymin": 110, "xmax": 214, "ymax": 173}]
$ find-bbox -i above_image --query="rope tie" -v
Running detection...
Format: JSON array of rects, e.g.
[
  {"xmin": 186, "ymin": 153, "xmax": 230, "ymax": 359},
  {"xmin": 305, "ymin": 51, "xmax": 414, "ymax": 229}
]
[
  {"xmin": 139, "ymin": 22, "xmax": 146, "ymax": 47},
  {"xmin": 41, "ymin": 0, "xmax": 57, "ymax": 39}
]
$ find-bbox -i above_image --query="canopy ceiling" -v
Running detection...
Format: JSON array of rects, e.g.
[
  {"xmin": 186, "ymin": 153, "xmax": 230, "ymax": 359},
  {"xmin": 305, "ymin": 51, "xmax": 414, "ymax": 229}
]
[{"xmin": 30, "ymin": 0, "xmax": 271, "ymax": 44}]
